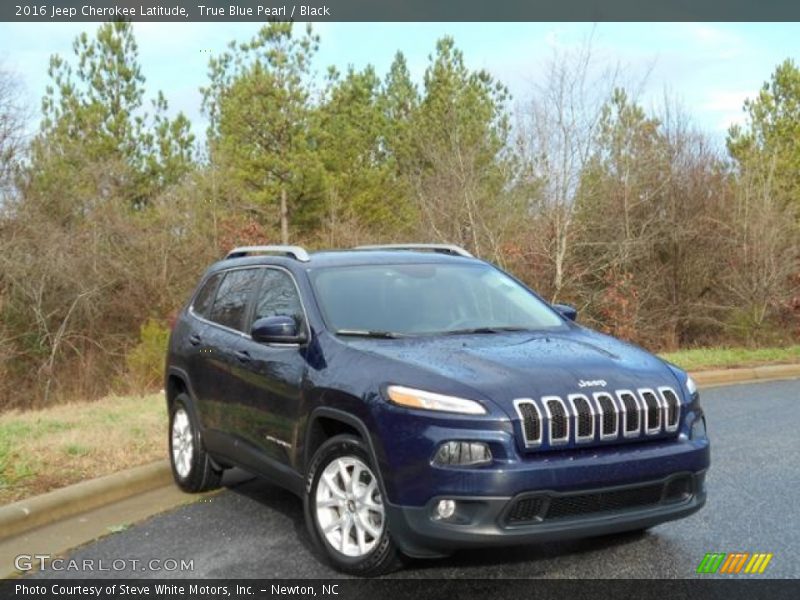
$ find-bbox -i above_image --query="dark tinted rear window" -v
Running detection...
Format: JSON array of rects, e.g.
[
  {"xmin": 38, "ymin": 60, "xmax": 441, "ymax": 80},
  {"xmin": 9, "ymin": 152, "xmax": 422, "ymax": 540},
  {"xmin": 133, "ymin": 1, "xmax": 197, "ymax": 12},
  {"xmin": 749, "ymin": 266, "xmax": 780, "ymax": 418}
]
[
  {"xmin": 192, "ymin": 273, "xmax": 222, "ymax": 318},
  {"xmin": 208, "ymin": 269, "xmax": 261, "ymax": 331}
]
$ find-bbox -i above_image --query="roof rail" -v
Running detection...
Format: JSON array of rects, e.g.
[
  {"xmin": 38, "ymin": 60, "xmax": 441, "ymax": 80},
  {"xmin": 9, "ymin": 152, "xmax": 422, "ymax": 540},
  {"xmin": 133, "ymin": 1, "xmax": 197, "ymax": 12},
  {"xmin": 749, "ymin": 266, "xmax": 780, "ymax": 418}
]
[
  {"xmin": 225, "ymin": 245, "xmax": 311, "ymax": 262},
  {"xmin": 354, "ymin": 243, "xmax": 473, "ymax": 258}
]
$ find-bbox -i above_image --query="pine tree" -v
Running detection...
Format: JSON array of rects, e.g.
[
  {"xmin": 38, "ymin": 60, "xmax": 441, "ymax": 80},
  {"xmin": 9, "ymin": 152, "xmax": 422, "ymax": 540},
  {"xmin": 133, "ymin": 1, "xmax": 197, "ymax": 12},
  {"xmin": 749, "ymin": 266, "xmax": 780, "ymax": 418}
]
[
  {"xmin": 204, "ymin": 23, "xmax": 321, "ymax": 244},
  {"xmin": 27, "ymin": 22, "xmax": 194, "ymax": 217},
  {"xmin": 316, "ymin": 65, "xmax": 413, "ymax": 240},
  {"xmin": 727, "ymin": 58, "xmax": 800, "ymax": 210},
  {"xmin": 408, "ymin": 37, "xmax": 514, "ymax": 257}
]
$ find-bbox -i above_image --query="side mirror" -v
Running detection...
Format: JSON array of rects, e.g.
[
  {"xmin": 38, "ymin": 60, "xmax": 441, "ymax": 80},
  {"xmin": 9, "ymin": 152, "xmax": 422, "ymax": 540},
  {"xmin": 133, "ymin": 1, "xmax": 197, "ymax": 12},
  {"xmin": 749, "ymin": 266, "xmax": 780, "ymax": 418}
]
[
  {"xmin": 552, "ymin": 303, "xmax": 577, "ymax": 322},
  {"xmin": 251, "ymin": 315, "xmax": 306, "ymax": 344}
]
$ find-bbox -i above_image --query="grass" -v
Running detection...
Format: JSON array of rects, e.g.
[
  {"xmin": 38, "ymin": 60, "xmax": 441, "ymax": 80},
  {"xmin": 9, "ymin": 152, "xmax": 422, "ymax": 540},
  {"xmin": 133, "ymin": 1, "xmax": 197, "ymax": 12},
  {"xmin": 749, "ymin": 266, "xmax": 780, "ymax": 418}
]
[
  {"xmin": 1, "ymin": 344, "xmax": 799, "ymax": 506},
  {"xmin": 0, "ymin": 393, "xmax": 165, "ymax": 505},
  {"xmin": 659, "ymin": 345, "xmax": 800, "ymax": 371}
]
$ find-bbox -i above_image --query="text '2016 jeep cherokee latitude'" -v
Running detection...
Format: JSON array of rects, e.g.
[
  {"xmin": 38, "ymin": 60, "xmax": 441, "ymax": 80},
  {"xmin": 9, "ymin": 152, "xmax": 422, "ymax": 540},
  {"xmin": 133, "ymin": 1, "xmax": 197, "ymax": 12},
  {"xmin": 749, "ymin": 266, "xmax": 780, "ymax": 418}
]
[{"xmin": 165, "ymin": 243, "xmax": 709, "ymax": 576}]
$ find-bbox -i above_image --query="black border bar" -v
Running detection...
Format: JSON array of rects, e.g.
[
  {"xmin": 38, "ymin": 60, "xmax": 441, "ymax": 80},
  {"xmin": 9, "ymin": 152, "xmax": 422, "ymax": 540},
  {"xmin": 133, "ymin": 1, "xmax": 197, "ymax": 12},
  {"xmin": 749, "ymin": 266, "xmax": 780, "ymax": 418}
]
[
  {"xmin": 4, "ymin": 1, "xmax": 800, "ymax": 22},
  {"xmin": 4, "ymin": 579, "xmax": 800, "ymax": 600}
]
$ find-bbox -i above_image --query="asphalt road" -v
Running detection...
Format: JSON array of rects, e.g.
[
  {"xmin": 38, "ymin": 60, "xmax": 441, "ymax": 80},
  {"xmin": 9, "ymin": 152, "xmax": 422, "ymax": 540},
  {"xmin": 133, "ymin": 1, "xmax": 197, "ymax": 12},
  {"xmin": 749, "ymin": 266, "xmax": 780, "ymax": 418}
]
[{"xmin": 31, "ymin": 379, "xmax": 800, "ymax": 579}]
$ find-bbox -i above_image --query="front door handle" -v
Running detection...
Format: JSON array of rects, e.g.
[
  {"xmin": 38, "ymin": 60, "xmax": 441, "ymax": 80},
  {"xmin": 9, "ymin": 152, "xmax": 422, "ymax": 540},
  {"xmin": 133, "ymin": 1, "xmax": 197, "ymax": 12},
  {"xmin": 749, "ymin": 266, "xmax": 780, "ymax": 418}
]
[
  {"xmin": 235, "ymin": 350, "xmax": 251, "ymax": 363},
  {"xmin": 189, "ymin": 334, "xmax": 202, "ymax": 346}
]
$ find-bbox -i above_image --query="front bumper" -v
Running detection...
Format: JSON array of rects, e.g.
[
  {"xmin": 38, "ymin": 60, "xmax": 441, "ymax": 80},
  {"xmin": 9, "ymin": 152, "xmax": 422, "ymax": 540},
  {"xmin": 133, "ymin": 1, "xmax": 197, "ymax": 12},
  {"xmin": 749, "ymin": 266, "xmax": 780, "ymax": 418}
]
[{"xmin": 386, "ymin": 470, "xmax": 707, "ymax": 558}]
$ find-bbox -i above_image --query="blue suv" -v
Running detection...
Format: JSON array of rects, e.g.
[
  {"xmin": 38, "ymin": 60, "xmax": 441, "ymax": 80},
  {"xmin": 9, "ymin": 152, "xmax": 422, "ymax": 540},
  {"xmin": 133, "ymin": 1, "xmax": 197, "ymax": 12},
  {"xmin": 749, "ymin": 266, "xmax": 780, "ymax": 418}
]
[{"xmin": 165, "ymin": 244, "xmax": 709, "ymax": 576}]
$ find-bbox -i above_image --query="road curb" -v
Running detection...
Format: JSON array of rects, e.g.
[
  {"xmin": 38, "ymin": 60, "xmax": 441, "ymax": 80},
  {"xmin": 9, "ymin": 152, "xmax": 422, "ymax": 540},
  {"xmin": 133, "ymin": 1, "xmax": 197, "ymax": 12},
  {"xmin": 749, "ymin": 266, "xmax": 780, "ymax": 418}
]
[
  {"xmin": 691, "ymin": 363, "xmax": 800, "ymax": 387},
  {"xmin": 0, "ymin": 460, "xmax": 171, "ymax": 542},
  {"xmin": 1, "ymin": 363, "xmax": 798, "ymax": 542}
]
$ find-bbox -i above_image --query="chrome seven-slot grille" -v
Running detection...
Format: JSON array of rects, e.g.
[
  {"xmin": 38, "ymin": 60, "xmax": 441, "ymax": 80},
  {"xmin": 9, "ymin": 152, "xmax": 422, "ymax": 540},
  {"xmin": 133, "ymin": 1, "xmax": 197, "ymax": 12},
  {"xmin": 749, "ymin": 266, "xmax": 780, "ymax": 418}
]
[{"xmin": 513, "ymin": 387, "xmax": 682, "ymax": 448}]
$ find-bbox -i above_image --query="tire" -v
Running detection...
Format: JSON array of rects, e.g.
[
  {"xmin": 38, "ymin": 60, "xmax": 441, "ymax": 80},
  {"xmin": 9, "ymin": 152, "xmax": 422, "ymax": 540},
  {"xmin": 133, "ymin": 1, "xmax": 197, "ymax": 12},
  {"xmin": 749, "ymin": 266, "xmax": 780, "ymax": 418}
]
[
  {"xmin": 169, "ymin": 393, "xmax": 223, "ymax": 493},
  {"xmin": 304, "ymin": 434, "xmax": 402, "ymax": 577}
]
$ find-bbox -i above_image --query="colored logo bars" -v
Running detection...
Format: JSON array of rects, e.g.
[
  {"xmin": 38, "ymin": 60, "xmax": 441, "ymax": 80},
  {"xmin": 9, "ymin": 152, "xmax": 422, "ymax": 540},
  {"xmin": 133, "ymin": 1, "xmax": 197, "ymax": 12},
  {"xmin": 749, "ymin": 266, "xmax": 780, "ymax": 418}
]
[{"xmin": 696, "ymin": 552, "xmax": 773, "ymax": 574}]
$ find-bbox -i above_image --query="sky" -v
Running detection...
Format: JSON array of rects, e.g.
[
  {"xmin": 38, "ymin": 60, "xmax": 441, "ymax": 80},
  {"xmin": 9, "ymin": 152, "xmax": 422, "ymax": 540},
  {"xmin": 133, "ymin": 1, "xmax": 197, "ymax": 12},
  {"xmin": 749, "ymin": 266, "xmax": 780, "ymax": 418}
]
[{"xmin": 0, "ymin": 22, "xmax": 798, "ymax": 146}]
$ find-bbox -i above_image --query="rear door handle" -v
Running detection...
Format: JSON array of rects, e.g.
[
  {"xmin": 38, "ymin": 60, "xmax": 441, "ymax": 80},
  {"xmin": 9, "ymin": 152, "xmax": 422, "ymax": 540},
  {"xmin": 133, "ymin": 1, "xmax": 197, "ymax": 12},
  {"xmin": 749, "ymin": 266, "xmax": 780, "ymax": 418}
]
[
  {"xmin": 235, "ymin": 350, "xmax": 251, "ymax": 363},
  {"xmin": 189, "ymin": 334, "xmax": 202, "ymax": 346}
]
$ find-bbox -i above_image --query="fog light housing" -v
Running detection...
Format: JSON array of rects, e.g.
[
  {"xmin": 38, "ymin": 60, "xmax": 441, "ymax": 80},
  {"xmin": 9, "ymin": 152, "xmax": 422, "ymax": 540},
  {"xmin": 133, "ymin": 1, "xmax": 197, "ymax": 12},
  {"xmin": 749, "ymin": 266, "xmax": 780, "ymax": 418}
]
[
  {"xmin": 433, "ymin": 441, "xmax": 492, "ymax": 467},
  {"xmin": 436, "ymin": 499, "xmax": 457, "ymax": 520}
]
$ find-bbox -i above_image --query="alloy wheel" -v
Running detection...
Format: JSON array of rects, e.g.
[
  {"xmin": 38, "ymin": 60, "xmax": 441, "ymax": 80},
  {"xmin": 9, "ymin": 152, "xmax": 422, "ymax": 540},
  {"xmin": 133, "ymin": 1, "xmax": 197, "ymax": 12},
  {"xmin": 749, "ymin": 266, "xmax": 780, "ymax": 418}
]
[
  {"xmin": 171, "ymin": 407, "xmax": 194, "ymax": 479},
  {"xmin": 315, "ymin": 456, "xmax": 385, "ymax": 557}
]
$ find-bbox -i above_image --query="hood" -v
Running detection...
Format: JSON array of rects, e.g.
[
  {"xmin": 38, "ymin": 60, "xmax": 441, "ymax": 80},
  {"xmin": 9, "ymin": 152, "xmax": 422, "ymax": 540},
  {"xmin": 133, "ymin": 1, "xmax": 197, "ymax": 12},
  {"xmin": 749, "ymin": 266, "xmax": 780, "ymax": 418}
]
[{"xmin": 341, "ymin": 326, "xmax": 678, "ymax": 415}]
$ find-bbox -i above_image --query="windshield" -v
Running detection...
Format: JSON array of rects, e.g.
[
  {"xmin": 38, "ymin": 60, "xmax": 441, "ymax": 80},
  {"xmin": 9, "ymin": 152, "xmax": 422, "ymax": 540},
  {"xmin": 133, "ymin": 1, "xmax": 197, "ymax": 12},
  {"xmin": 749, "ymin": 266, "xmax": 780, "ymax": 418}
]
[{"xmin": 310, "ymin": 263, "xmax": 565, "ymax": 336}]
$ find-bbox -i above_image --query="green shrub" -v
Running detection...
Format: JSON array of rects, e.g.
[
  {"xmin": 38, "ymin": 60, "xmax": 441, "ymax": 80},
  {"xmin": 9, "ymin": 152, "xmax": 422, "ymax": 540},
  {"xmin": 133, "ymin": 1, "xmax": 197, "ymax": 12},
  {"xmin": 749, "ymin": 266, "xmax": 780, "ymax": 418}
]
[
  {"xmin": 725, "ymin": 308, "xmax": 787, "ymax": 347},
  {"xmin": 125, "ymin": 319, "xmax": 170, "ymax": 391}
]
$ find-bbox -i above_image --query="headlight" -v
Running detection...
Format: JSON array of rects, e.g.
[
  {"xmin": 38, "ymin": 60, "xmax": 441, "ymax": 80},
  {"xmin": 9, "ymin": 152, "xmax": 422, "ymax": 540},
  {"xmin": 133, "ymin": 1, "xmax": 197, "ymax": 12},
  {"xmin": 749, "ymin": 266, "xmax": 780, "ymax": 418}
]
[
  {"xmin": 685, "ymin": 375, "xmax": 698, "ymax": 396},
  {"xmin": 386, "ymin": 385, "xmax": 487, "ymax": 415}
]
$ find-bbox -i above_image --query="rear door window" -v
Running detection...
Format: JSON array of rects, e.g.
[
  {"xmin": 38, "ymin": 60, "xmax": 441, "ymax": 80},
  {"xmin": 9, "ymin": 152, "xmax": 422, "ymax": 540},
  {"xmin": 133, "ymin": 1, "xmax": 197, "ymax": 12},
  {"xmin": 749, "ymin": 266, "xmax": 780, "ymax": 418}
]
[
  {"xmin": 208, "ymin": 269, "xmax": 262, "ymax": 331},
  {"xmin": 192, "ymin": 273, "xmax": 222, "ymax": 319}
]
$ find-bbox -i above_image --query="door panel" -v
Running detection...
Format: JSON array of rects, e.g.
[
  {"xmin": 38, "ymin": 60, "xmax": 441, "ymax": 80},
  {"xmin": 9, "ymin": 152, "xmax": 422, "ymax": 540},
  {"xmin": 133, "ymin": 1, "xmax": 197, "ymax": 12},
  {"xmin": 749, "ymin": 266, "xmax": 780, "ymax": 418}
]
[
  {"xmin": 200, "ymin": 267, "xmax": 263, "ymax": 433},
  {"xmin": 198, "ymin": 326, "xmax": 246, "ymax": 433},
  {"xmin": 229, "ymin": 341, "xmax": 305, "ymax": 464},
  {"xmin": 227, "ymin": 269, "xmax": 307, "ymax": 466},
  {"xmin": 183, "ymin": 273, "xmax": 222, "ymax": 427}
]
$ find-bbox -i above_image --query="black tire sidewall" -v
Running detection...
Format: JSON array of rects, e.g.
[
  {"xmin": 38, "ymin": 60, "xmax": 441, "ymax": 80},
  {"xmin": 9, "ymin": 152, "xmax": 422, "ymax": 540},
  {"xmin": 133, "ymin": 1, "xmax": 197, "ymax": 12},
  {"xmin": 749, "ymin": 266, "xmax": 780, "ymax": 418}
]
[{"xmin": 304, "ymin": 434, "xmax": 396, "ymax": 575}]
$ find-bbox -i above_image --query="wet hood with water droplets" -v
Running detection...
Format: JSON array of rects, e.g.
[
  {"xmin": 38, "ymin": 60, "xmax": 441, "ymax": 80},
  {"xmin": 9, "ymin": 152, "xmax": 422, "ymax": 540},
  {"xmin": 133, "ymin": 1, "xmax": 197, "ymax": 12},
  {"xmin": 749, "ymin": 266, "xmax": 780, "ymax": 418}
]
[{"xmin": 341, "ymin": 325, "xmax": 680, "ymax": 413}]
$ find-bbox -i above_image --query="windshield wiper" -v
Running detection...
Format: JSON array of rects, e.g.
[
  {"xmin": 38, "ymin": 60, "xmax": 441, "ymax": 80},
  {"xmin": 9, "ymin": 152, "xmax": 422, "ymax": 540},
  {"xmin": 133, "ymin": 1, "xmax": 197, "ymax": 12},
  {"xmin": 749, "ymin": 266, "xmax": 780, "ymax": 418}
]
[
  {"xmin": 441, "ymin": 326, "xmax": 531, "ymax": 335},
  {"xmin": 335, "ymin": 329, "xmax": 407, "ymax": 339}
]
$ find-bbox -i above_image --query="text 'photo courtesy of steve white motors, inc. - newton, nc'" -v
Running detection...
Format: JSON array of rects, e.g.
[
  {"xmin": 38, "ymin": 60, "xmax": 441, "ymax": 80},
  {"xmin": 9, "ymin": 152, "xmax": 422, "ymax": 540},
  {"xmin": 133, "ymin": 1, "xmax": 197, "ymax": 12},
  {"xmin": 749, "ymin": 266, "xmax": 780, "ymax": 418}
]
[
  {"xmin": 13, "ymin": 583, "xmax": 338, "ymax": 597},
  {"xmin": 15, "ymin": 3, "xmax": 331, "ymax": 18}
]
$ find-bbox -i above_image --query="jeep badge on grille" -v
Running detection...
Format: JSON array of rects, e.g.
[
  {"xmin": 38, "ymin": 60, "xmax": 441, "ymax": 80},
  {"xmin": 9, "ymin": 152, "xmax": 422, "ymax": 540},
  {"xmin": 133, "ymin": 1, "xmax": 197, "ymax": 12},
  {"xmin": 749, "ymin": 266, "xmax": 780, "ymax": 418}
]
[{"xmin": 578, "ymin": 379, "xmax": 607, "ymax": 388}]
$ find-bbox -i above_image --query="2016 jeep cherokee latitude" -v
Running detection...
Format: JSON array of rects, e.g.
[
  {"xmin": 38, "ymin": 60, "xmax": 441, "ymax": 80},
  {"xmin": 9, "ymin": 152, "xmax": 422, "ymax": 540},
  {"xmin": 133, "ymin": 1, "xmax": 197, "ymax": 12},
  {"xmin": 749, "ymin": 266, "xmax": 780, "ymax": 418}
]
[{"xmin": 165, "ymin": 243, "xmax": 709, "ymax": 576}]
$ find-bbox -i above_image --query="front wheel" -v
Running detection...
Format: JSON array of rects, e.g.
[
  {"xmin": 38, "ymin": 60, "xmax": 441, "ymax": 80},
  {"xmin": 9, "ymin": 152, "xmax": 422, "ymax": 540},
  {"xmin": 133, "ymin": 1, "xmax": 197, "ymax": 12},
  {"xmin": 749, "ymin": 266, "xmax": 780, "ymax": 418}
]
[
  {"xmin": 169, "ymin": 394, "xmax": 223, "ymax": 493},
  {"xmin": 304, "ymin": 435, "xmax": 402, "ymax": 576}
]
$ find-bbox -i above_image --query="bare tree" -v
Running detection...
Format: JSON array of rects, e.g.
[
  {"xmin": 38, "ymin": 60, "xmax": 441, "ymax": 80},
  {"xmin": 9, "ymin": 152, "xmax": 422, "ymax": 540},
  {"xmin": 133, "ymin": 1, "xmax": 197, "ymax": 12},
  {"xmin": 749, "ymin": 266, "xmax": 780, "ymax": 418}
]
[
  {"xmin": 517, "ymin": 36, "xmax": 618, "ymax": 300},
  {"xmin": 722, "ymin": 153, "xmax": 800, "ymax": 341},
  {"xmin": 0, "ymin": 67, "xmax": 27, "ymax": 208}
]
